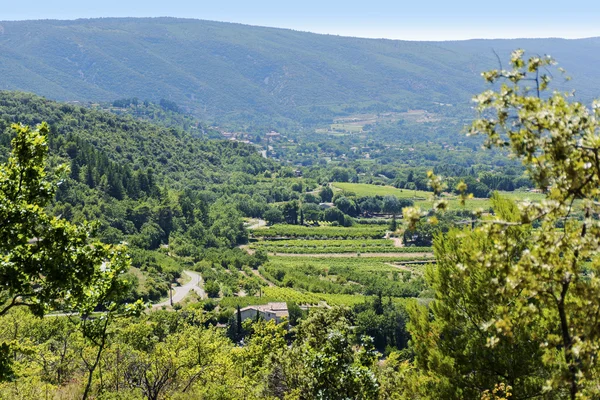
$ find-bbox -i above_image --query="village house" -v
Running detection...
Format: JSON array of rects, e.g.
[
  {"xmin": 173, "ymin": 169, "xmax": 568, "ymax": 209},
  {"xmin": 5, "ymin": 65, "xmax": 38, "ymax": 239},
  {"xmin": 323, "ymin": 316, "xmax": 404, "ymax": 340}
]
[
  {"xmin": 265, "ymin": 131, "xmax": 281, "ymax": 140},
  {"xmin": 238, "ymin": 302, "xmax": 289, "ymax": 323}
]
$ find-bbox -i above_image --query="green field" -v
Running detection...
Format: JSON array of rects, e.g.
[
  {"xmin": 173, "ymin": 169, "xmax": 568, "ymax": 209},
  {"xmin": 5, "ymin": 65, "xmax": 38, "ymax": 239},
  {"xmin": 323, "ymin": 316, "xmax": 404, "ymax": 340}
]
[
  {"xmin": 333, "ymin": 182, "xmax": 431, "ymax": 198},
  {"xmin": 262, "ymin": 287, "xmax": 369, "ymax": 306},
  {"xmin": 259, "ymin": 255, "xmax": 429, "ymax": 298},
  {"xmin": 250, "ymin": 239, "xmax": 431, "ymax": 254},
  {"xmin": 251, "ymin": 224, "xmax": 387, "ymax": 239},
  {"xmin": 333, "ymin": 182, "xmax": 547, "ymax": 211},
  {"xmin": 219, "ymin": 286, "xmax": 422, "ymax": 307}
]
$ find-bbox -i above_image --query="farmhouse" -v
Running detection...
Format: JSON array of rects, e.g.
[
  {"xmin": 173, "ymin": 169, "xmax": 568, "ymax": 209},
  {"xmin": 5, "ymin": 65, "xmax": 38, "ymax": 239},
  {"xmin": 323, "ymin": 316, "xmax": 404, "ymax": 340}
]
[{"xmin": 238, "ymin": 302, "xmax": 289, "ymax": 323}]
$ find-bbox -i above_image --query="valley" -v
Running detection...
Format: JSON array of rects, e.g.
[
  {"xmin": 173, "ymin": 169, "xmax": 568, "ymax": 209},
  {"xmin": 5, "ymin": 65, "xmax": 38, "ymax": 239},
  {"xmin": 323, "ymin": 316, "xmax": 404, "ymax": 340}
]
[{"xmin": 0, "ymin": 14, "xmax": 597, "ymax": 399}]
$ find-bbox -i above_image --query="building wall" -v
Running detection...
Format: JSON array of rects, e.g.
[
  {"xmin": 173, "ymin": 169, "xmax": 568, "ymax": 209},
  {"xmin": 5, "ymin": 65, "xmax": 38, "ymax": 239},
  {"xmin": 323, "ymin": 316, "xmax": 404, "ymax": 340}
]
[{"xmin": 239, "ymin": 308, "xmax": 281, "ymax": 323}]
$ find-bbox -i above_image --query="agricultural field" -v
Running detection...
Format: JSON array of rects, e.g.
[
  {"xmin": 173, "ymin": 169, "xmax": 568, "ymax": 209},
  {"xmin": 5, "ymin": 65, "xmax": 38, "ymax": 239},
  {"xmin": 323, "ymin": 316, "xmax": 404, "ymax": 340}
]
[
  {"xmin": 249, "ymin": 239, "xmax": 430, "ymax": 254},
  {"xmin": 333, "ymin": 182, "xmax": 547, "ymax": 211},
  {"xmin": 262, "ymin": 287, "xmax": 369, "ymax": 306},
  {"xmin": 333, "ymin": 182, "xmax": 431, "ymax": 198},
  {"xmin": 259, "ymin": 256, "xmax": 430, "ymax": 298},
  {"xmin": 250, "ymin": 223, "xmax": 387, "ymax": 239},
  {"xmin": 194, "ymin": 262, "xmax": 264, "ymax": 298}
]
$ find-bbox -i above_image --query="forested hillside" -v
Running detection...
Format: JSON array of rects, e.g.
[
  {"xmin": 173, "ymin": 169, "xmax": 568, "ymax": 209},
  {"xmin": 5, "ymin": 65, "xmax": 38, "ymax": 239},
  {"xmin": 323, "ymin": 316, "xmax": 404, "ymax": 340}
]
[
  {"xmin": 0, "ymin": 91, "xmax": 283, "ymax": 299},
  {"xmin": 1, "ymin": 18, "xmax": 599, "ymax": 127}
]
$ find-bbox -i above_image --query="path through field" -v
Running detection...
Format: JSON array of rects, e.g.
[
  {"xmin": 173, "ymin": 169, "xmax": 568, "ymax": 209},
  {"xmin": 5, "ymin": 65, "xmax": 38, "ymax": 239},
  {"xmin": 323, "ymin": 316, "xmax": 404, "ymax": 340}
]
[
  {"xmin": 153, "ymin": 270, "xmax": 205, "ymax": 308},
  {"xmin": 384, "ymin": 231, "xmax": 403, "ymax": 247}
]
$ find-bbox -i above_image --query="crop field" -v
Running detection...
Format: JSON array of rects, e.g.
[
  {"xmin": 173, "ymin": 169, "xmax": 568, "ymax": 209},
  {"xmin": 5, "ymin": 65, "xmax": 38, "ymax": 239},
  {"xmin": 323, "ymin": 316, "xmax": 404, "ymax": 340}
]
[
  {"xmin": 249, "ymin": 239, "xmax": 432, "ymax": 254},
  {"xmin": 251, "ymin": 224, "xmax": 387, "ymax": 239},
  {"xmin": 333, "ymin": 182, "xmax": 431, "ymax": 198},
  {"xmin": 252, "ymin": 243, "xmax": 430, "ymax": 254},
  {"xmin": 498, "ymin": 190, "xmax": 546, "ymax": 202},
  {"xmin": 259, "ymin": 256, "xmax": 429, "ymax": 298},
  {"xmin": 262, "ymin": 287, "xmax": 369, "ymax": 306},
  {"xmin": 220, "ymin": 286, "xmax": 424, "ymax": 307}
]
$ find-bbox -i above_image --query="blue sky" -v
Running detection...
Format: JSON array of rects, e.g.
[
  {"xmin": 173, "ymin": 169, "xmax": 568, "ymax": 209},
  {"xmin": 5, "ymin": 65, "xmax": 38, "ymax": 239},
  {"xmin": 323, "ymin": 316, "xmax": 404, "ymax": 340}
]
[{"xmin": 3, "ymin": 0, "xmax": 599, "ymax": 40}]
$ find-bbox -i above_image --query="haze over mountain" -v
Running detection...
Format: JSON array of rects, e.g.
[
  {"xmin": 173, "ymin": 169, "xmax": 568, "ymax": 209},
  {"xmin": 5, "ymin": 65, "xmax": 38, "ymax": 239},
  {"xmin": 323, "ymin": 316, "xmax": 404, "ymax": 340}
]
[{"xmin": 1, "ymin": 17, "xmax": 599, "ymax": 126}]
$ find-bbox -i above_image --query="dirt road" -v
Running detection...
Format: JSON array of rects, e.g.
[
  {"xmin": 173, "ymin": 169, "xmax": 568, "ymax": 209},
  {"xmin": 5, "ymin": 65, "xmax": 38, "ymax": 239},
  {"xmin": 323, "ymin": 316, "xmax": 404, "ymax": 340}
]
[{"xmin": 247, "ymin": 219, "xmax": 267, "ymax": 230}]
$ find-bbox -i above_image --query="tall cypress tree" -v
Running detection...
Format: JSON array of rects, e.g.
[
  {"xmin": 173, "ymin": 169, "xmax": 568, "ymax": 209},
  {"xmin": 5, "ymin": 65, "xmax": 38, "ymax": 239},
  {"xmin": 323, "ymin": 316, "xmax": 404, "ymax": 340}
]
[{"xmin": 236, "ymin": 305, "xmax": 243, "ymax": 341}]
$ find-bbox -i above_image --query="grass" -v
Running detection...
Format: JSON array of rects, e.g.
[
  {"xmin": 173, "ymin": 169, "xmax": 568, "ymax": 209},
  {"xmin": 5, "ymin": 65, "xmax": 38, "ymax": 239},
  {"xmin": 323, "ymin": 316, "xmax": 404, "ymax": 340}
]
[
  {"xmin": 251, "ymin": 224, "xmax": 387, "ymax": 239},
  {"xmin": 251, "ymin": 238, "xmax": 395, "ymax": 253},
  {"xmin": 333, "ymin": 182, "xmax": 548, "ymax": 211},
  {"xmin": 267, "ymin": 255, "xmax": 430, "ymax": 273},
  {"xmin": 333, "ymin": 182, "xmax": 431, "ymax": 198}
]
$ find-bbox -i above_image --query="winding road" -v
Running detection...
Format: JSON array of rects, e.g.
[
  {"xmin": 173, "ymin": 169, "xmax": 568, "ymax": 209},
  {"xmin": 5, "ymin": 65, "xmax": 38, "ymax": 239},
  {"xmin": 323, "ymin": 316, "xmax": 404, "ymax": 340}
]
[{"xmin": 153, "ymin": 270, "xmax": 205, "ymax": 308}]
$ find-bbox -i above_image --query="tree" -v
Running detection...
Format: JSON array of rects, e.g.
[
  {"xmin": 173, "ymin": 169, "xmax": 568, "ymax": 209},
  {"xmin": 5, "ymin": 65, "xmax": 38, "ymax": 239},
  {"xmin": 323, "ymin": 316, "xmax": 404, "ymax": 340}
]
[
  {"xmin": 407, "ymin": 195, "xmax": 547, "ymax": 399},
  {"xmin": 323, "ymin": 207, "xmax": 345, "ymax": 225},
  {"xmin": 0, "ymin": 123, "xmax": 130, "ymax": 313},
  {"xmin": 287, "ymin": 302, "xmax": 304, "ymax": 326},
  {"xmin": 301, "ymin": 203, "xmax": 322, "ymax": 223},
  {"xmin": 382, "ymin": 196, "xmax": 411, "ymax": 216},
  {"xmin": 236, "ymin": 305, "xmax": 244, "ymax": 340},
  {"xmin": 263, "ymin": 207, "xmax": 284, "ymax": 226},
  {"xmin": 334, "ymin": 196, "xmax": 359, "ymax": 217},
  {"xmin": 406, "ymin": 50, "xmax": 600, "ymax": 398},
  {"xmin": 204, "ymin": 281, "xmax": 220, "ymax": 298},
  {"xmin": 275, "ymin": 307, "xmax": 379, "ymax": 399},
  {"xmin": 0, "ymin": 122, "xmax": 142, "ymax": 390},
  {"xmin": 282, "ymin": 201, "xmax": 299, "ymax": 225},
  {"xmin": 319, "ymin": 186, "xmax": 334, "ymax": 202},
  {"xmin": 389, "ymin": 215, "xmax": 397, "ymax": 232}
]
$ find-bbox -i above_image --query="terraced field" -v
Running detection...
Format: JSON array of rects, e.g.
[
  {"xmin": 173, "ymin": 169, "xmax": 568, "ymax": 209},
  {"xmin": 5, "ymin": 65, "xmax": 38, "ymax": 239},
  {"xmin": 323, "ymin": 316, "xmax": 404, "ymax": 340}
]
[
  {"xmin": 250, "ymin": 224, "xmax": 387, "ymax": 239},
  {"xmin": 249, "ymin": 238, "xmax": 431, "ymax": 254},
  {"xmin": 243, "ymin": 221, "xmax": 434, "ymax": 306},
  {"xmin": 258, "ymin": 255, "xmax": 429, "ymax": 298}
]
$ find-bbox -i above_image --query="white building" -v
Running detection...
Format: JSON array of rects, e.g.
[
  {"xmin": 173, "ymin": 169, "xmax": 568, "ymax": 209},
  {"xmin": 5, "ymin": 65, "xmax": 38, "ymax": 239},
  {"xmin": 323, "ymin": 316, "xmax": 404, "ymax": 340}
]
[{"xmin": 238, "ymin": 302, "xmax": 288, "ymax": 323}]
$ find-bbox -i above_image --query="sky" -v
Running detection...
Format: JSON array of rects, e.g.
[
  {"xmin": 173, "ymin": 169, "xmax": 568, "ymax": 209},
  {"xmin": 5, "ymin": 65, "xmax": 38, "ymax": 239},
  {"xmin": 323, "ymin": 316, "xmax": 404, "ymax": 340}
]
[{"xmin": 2, "ymin": 0, "xmax": 600, "ymax": 41}]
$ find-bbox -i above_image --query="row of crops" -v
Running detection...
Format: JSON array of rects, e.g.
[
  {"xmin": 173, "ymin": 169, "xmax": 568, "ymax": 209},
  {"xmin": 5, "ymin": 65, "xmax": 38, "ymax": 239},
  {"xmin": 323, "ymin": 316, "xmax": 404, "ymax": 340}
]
[
  {"xmin": 198, "ymin": 222, "xmax": 437, "ymax": 309},
  {"xmin": 217, "ymin": 286, "xmax": 422, "ymax": 308},
  {"xmin": 251, "ymin": 224, "xmax": 387, "ymax": 239},
  {"xmin": 250, "ymin": 239, "xmax": 432, "ymax": 254},
  {"xmin": 193, "ymin": 261, "xmax": 265, "ymax": 297},
  {"xmin": 258, "ymin": 256, "xmax": 429, "ymax": 298}
]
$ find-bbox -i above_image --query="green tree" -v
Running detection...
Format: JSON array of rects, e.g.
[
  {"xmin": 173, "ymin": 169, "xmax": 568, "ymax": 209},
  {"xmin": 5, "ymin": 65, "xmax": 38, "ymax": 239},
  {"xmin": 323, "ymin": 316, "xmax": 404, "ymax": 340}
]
[
  {"xmin": 0, "ymin": 123, "xmax": 142, "ymax": 389},
  {"xmin": 263, "ymin": 207, "xmax": 284, "ymax": 226},
  {"xmin": 282, "ymin": 201, "xmax": 299, "ymax": 225},
  {"xmin": 407, "ymin": 195, "xmax": 547, "ymax": 399},
  {"xmin": 319, "ymin": 186, "xmax": 334, "ymax": 202},
  {"xmin": 205, "ymin": 281, "xmax": 220, "ymax": 298},
  {"xmin": 406, "ymin": 50, "xmax": 600, "ymax": 398},
  {"xmin": 275, "ymin": 307, "xmax": 379, "ymax": 399}
]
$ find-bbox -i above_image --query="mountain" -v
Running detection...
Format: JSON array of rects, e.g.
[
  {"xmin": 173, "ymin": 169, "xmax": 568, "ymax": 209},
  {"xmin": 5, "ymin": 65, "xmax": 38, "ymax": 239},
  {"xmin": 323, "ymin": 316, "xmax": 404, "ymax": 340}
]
[{"xmin": 1, "ymin": 18, "xmax": 599, "ymax": 127}]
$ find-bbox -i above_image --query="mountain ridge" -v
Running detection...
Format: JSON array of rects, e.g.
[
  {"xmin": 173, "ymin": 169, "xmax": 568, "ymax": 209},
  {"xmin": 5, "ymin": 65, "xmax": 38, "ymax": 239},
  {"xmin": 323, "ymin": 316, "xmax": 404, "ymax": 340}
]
[{"xmin": 1, "ymin": 17, "xmax": 599, "ymax": 127}]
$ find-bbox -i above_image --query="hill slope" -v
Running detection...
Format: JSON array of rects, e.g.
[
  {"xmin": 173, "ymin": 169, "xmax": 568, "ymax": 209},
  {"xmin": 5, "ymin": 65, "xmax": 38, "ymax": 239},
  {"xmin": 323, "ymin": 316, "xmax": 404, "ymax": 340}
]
[{"xmin": 1, "ymin": 18, "xmax": 599, "ymax": 126}]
